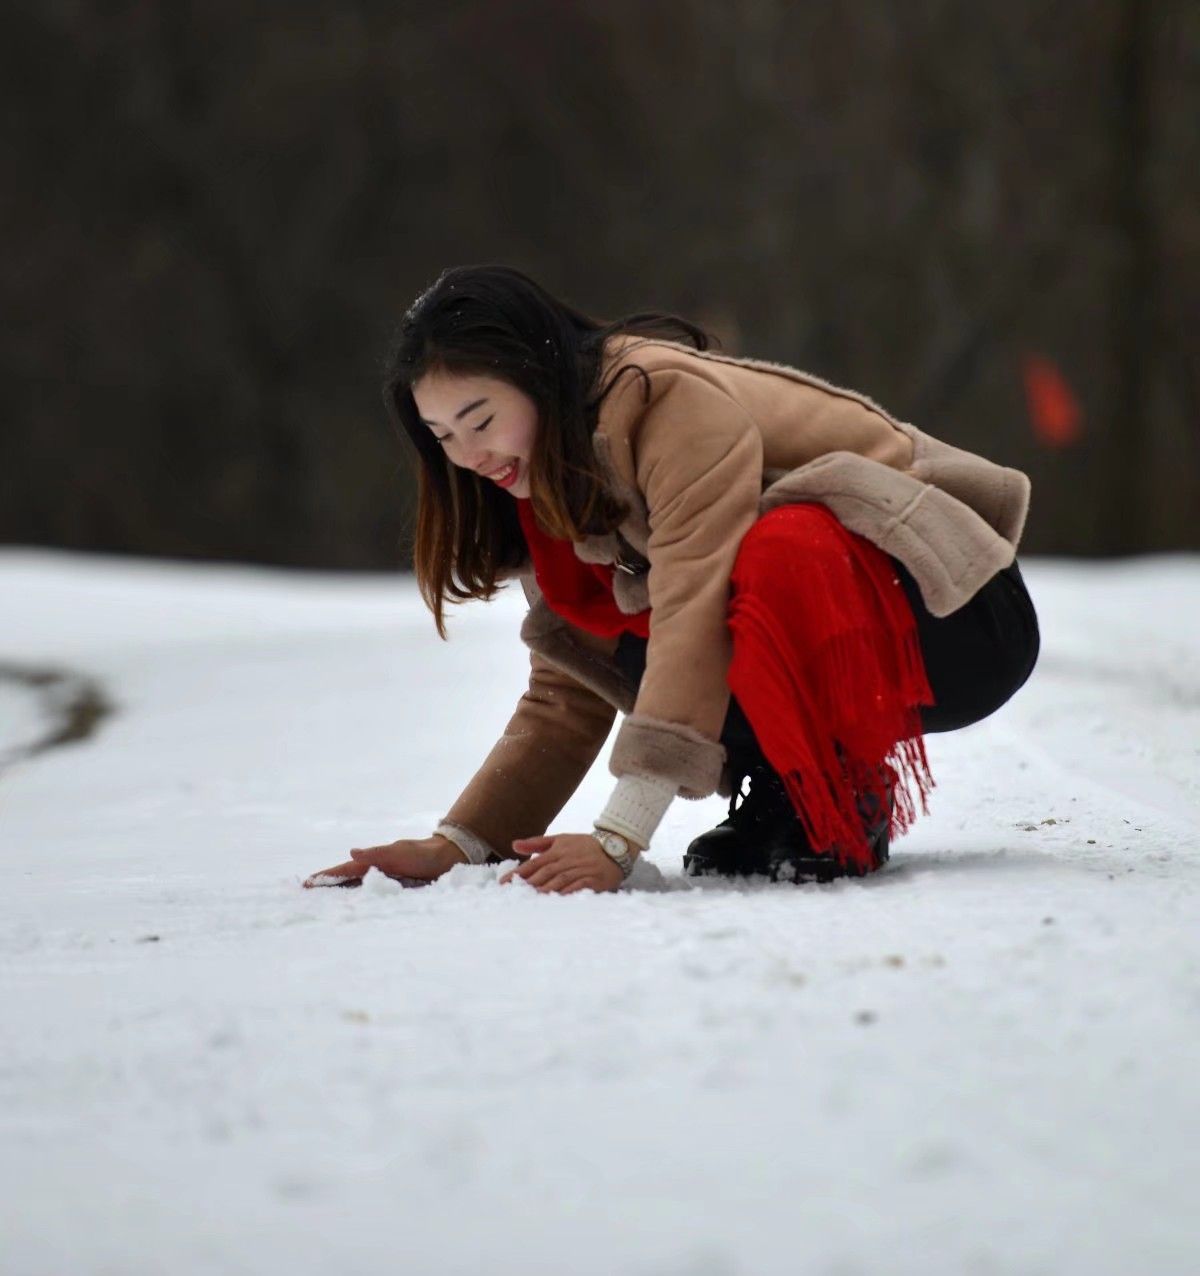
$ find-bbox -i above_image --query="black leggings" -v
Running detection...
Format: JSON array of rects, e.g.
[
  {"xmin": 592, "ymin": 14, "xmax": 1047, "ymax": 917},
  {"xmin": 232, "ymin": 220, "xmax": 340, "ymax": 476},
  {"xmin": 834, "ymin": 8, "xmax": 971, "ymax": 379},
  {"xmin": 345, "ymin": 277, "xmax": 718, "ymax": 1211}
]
[
  {"xmin": 614, "ymin": 557, "xmax": 1041, "ymax": 757},
  {"xmin": 895, "ymin": 557, "xmax": 1040, "ymax": 733}
]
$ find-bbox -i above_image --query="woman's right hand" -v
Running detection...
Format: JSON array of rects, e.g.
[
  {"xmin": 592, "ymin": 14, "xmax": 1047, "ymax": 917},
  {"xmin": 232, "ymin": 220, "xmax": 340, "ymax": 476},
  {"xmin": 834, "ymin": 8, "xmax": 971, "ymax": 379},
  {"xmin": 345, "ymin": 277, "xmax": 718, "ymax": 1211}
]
[{"xmin": 302, "ymin": 834, "xmax": 468, "ymax": 889}]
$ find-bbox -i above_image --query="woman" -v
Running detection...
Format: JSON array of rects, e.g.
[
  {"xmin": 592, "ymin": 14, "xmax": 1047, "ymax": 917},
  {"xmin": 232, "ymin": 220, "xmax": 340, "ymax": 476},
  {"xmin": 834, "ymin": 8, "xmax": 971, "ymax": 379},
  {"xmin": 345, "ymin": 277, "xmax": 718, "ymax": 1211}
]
[{"xmin": 304, "ymin": 264, "xmax": 1040, "ymax": 895}]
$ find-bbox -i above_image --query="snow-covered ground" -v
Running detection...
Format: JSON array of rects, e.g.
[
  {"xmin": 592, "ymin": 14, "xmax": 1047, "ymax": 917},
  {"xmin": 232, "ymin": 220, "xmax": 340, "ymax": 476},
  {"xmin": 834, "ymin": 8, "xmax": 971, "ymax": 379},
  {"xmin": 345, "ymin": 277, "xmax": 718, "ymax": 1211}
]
[{"xmin": 2, "ymin": 548, "xmax": 1198, "ymax": 1276}]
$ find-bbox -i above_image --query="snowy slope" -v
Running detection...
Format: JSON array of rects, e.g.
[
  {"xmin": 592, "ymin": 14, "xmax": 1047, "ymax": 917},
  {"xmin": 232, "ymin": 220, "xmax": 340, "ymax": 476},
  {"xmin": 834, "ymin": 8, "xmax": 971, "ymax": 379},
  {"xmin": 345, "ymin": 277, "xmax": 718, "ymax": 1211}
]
[{"xmin": 2, "ymin": 549, "xmax": 1198, "ymax": 1276}]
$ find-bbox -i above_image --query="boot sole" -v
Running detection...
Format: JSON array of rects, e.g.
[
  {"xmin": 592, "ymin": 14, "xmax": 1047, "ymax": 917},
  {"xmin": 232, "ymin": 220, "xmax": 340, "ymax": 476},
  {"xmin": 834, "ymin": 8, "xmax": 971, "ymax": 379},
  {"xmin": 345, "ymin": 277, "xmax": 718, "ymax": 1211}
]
[
  {"xmin": 768, "ymin": 824, "xmax": 890, "ymax": 883},
  {"xmin": 684, "ymin": 827, "xmax": 890, "ymax": 884}
]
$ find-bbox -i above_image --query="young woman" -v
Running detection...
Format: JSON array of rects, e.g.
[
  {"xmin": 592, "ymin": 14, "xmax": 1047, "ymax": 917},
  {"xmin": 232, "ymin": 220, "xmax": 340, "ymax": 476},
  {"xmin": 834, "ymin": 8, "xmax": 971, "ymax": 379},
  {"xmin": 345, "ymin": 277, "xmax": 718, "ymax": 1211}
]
[{"xmin": 304, "ymin": 264, "xmax": 1040, "ymax": 895}]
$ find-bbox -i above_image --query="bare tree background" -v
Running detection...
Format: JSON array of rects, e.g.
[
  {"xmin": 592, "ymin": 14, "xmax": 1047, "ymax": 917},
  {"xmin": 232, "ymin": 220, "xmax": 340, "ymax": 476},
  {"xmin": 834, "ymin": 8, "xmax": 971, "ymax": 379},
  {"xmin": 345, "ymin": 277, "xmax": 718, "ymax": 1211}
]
[{"xmin": 3, "ymin": 0, "xmax": 1196, "ymax": 567}]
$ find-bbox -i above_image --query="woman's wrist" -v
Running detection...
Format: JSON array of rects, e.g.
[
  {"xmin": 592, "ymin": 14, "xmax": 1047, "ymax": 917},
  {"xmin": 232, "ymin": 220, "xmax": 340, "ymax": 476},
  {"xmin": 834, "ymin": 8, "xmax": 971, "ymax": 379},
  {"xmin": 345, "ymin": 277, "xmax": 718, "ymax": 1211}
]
[
  {"xmin": 432, "ymin": 821, "xmax": 496, "ymax": 866},
  {"xmin": 428, "ymin": 832, "xmax": 470, "ymax": 870}
]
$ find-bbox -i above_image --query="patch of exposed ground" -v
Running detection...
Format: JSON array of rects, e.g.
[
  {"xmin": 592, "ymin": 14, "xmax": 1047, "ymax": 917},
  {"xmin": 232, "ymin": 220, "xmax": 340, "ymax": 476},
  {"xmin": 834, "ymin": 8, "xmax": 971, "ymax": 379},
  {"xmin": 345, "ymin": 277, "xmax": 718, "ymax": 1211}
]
[{"xmin": 0, "ymin": 661, "xmax": 114, "ymax": 769}]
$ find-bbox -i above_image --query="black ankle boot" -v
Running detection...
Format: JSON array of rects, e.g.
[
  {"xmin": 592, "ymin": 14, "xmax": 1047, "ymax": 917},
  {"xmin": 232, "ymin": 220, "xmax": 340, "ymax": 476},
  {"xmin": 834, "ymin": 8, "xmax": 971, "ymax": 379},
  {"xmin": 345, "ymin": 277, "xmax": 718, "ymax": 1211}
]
[
  {"xmin": 767, "ymin": 804, "xmax": 891, "ymax": 882},
  {"xmin": 682, "ymin": 755, "xmax": 893, "ymax": 883},
  {"xmin": 681, "ymin": 757, "xmax": 790, "ymax": 879},
  {"xmin": 766, "ymin": 772, "xmax": 893, "ymax": 882}
]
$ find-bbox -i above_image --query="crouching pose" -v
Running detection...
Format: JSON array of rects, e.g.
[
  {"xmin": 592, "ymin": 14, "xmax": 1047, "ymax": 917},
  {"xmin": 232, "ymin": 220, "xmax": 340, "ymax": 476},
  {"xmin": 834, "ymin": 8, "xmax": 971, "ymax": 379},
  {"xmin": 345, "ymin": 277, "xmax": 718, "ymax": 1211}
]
[{"xmin": 305, "ymin": 264, "xmax": 1040, "ymax": 895}]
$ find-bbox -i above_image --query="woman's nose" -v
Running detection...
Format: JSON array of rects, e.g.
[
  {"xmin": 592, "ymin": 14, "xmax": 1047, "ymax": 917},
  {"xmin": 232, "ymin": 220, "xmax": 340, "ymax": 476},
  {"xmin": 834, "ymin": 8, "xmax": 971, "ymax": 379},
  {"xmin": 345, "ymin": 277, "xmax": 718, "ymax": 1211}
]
[{"xmin": 466, "ymin": 448, "xmax": 496, "ymax": 474}]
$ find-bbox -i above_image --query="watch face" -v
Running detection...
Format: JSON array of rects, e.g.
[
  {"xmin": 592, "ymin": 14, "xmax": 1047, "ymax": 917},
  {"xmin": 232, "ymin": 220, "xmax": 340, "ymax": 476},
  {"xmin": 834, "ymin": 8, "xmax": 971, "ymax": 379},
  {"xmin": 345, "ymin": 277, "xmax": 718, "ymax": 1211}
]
[
  {"xmin": 594, "ymin": 830, "xmax": 634, "ymax": 878},
  {"xmin": 597, "ymin": 831, "xmax": 628, "ymax": 857}
]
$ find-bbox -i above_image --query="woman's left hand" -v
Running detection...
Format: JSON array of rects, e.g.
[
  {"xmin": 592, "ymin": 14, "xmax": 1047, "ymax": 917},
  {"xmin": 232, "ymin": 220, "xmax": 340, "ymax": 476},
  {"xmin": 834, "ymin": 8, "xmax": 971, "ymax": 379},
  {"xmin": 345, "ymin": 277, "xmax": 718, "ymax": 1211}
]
[{"xmin": 499, "ymin": 833, "xmax": 625, "ymax": 894}]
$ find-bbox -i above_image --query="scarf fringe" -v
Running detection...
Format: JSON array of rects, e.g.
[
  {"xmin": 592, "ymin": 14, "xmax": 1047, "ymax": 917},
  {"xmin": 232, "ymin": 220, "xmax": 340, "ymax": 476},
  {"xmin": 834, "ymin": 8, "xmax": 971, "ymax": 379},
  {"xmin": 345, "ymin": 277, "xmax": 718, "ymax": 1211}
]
[{"xmin": 727, "ymin": 505, "xmax": 937, "ymax": 872}]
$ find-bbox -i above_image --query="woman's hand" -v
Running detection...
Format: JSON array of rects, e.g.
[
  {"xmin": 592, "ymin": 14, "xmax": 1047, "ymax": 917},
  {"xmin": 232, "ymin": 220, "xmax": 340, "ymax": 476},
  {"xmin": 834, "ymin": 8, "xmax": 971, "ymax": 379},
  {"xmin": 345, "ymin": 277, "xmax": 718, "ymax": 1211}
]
[
  {"xmin": 303, "ymin": 834, "xmax": 467, "ymax": 889},
  {"xmin": 499, "ymin": 833, "xmax": 626, "ymax": 895}
]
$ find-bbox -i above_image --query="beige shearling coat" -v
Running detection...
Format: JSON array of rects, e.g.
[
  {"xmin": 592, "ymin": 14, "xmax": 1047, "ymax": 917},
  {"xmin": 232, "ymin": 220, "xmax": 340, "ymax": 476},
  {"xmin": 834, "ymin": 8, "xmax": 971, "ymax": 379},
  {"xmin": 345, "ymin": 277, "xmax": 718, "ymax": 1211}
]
[{"xmin": 438, "ymin": 335, "xmax": 1031, "ymax": 860}]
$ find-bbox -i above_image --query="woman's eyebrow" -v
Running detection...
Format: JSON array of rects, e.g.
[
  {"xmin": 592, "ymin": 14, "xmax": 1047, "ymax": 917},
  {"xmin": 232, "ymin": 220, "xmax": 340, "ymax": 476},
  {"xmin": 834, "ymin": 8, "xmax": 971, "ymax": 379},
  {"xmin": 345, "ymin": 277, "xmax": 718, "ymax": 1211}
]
[{"xmin": 421, "ymin": 397, "xmax": 489, "ymax": 429}]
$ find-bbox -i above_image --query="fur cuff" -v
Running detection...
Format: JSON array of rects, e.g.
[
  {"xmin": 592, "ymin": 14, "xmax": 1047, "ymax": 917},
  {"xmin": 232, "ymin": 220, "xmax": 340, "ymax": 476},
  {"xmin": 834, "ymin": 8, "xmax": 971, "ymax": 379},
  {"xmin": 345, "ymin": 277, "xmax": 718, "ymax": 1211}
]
[{"xmin": 609, "ymin": 714, "xmax": 726, "ymax": 799}]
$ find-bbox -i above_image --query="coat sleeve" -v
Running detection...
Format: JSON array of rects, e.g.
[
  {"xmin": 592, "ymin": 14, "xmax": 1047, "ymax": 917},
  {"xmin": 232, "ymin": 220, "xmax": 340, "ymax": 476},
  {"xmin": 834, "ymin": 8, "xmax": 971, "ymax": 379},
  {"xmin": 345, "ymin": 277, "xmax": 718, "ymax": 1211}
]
[
  {"xmin": 606, "ymin": 368, "xmax": 764, "ymax": 800},
  {"xmin": 437, "ymin": 640, "xmax": 618, "ymax": 861}
]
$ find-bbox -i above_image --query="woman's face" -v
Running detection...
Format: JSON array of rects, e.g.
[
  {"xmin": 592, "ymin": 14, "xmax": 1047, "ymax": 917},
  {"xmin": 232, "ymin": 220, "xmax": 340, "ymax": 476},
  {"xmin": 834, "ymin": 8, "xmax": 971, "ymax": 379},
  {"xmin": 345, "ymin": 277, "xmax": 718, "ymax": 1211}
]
[{"xmin": 412, "ymin": 368, "xmax": 538, "ymax": 498}]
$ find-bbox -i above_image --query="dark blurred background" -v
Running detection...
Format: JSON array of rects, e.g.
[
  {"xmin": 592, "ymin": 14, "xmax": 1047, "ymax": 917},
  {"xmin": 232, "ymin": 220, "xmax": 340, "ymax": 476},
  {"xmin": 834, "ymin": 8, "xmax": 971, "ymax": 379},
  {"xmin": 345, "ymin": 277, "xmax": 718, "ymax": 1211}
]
[{"xmin": 4, "ymin": 1, "xmax": 1197, "ymax": 569}]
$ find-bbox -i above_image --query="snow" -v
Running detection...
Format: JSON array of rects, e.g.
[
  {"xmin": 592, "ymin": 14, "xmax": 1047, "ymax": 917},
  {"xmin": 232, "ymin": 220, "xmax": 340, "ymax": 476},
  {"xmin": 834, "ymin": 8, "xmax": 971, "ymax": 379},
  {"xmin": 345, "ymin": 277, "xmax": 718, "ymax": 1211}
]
[{"xmin": 2, "ymin": 548, "xmax": 1198, "ymax": 1276}]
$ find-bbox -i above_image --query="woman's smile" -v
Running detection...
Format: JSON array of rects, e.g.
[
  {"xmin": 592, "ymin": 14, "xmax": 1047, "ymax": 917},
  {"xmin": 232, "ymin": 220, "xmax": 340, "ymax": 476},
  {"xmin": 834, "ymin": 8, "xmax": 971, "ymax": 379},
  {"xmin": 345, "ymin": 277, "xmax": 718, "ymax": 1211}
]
[{"xmin": 485, "ymin": 459, "xmax": 519, "ymax": 488}]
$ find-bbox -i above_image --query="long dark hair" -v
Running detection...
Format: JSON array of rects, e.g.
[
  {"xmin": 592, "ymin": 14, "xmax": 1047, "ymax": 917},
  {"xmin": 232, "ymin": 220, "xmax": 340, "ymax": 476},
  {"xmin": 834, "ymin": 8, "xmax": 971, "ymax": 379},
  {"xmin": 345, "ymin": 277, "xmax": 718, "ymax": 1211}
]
[{"xmin": 383, "ymin": 264, "xmax": 715, "ymax": 638}]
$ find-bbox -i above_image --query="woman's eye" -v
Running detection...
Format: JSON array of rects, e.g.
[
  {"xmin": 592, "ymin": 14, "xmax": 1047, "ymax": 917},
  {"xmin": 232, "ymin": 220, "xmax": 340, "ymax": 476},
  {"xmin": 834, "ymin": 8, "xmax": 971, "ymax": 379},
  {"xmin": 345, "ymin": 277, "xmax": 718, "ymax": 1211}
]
[{"xmin": 431, "ymin": 414, "xmax": 491, "ymax": 445}]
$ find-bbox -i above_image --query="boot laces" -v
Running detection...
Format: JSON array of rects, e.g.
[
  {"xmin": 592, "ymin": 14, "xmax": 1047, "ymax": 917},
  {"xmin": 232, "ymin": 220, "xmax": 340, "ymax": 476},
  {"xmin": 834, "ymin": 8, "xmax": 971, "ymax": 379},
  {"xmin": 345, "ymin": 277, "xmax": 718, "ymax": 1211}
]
[{"xmin": 726, "ymin": 757, "xmax": 794, "ymax": 830}]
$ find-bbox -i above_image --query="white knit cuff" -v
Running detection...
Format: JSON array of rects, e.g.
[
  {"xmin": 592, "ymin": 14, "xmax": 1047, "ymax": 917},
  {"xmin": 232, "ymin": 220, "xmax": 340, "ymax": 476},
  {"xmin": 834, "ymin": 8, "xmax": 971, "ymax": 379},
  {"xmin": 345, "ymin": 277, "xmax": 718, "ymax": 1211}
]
[
  {"xmin": 434, "ymin": 820, "xmax": 497, "ymax": 866},
  {"xmin": 594, "ymin": 773, "xmax": 677, "ymax": 851}
]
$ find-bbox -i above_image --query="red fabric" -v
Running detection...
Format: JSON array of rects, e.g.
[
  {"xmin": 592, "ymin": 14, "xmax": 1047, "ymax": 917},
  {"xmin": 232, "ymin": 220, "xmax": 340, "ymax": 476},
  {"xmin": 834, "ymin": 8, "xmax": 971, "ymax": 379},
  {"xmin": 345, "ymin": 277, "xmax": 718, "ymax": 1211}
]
[
  {"xmin": 518, "ymin": 494, "xmax": 936, "ymax": 872},
  {"xmin": 727, "ymin": 503, "xmax": 937, "ymax": 872},
  {"xmin": 516, "ymin": 498, "xmax": 651, "ymax": 638}
]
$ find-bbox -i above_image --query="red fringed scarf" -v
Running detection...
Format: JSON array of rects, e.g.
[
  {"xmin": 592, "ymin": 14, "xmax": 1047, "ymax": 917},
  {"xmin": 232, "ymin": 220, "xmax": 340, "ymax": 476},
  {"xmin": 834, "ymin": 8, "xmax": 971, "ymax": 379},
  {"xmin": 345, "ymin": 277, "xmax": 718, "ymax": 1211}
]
[
  {"xmin": 515, "ymin": 499, "xmax": 651, "ymax": 638},
  {"xmin": 518, "ymin": 495, "xmax": 935, "ymax": 872},
  {"xmin": 727, "ymin": 503, "xmax": 936, "ymax": 872}
]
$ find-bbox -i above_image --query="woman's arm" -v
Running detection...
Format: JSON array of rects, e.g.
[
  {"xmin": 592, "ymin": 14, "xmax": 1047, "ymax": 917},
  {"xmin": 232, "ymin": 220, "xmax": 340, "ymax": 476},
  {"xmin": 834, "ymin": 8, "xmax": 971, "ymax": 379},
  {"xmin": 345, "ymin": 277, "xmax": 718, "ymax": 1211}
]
[
  {"xmin": 305, "ymin": 629, "xmax": 618, "ymax": 889},
  {"xmin": 503, "ymin": 369, "xmax": 768, "ymax": 886},
  {"xmin": 580, "ymin": 368, "xmax": 764, "ymax": 856},
  {"xmin": 435, "ymin": 645, "xmax": 618, "ymax": 863}
]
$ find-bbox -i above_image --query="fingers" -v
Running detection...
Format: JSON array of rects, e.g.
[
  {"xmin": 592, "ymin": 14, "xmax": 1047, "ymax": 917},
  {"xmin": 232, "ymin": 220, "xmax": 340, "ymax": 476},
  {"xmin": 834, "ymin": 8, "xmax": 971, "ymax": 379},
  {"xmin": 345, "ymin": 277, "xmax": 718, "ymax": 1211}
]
[
  {"xmin": 560, "ymin": 878, "xmax": 595, "ymax": 895},
  {"xmin": 541, "ymin": 868, "xmax": 596, "ymax": 894},
  {"xmin": 500, "ymin": 844, "xmax": 565, "ymax": 887},
  {"xmin": 502, "ymin": 856, "xmax": 595, "ymax": 894},
  {"xmin": 303, "ymin": 859, "xmax": 368, "ymax": 889},
  {"xmin": 523, "ymin": 857, "xmax": 579, "ymax": 888},
  {"xmin": 510, "ymin": 847, "xmax": 576, "ymax": 887},
  {"xmin": 309, "ymin": 840, "xmax": 614, "ymax": 894},
  {"xmin": 496, "ymin": 861, "xmax": 609, "ymax": 893},
  {"xmin": 499, "ymin": 849, "xmax": 561, "ymax": 886},
  {"xmin": 343, "ymin": 842, "xmax": 447, "ymax": 885},
  {"xmin": 511, "ymin": 836, "xmax": 554, "ymax": 856}
]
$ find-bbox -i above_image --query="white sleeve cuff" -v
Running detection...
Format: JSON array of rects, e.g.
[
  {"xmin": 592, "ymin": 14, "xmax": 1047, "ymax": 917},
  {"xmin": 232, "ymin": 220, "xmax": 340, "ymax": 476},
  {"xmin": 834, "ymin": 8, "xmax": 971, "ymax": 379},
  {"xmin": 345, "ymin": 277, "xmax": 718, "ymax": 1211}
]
[
  {"xmin": 434, "ymin": 820, "xmax": 497, "ymax": 866},
  {"xmin": 594, "ymin": 773, "xmax": 677, "ymax": 851}
]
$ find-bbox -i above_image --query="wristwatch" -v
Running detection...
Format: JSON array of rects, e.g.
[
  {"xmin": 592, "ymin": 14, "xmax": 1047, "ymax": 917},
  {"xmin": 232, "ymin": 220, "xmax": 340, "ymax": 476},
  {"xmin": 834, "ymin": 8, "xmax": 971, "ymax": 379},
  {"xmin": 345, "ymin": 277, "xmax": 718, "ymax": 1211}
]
[{"xmin": 592, "ymin": 826, "xmax": 637, "ymax": 878}]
